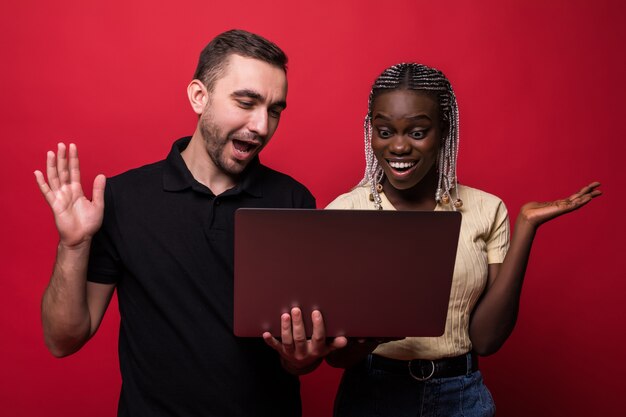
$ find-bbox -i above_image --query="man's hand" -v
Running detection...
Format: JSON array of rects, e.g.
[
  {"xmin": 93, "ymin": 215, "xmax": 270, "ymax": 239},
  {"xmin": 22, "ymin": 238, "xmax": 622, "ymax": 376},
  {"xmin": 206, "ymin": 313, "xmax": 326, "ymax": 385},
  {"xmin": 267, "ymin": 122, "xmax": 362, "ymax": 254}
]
[
  {"xmin": 263, "ymin": 308, "xmax": 348, "ymax": 375},
  {"xmin": 34, "ymin": 143, "xmax": 105, "ymax": 247}
]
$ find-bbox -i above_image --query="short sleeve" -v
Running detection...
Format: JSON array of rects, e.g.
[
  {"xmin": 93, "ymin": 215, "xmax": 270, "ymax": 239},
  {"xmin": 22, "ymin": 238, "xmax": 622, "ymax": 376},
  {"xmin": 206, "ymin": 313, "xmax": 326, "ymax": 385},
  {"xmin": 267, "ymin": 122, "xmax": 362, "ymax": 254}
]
[
  {"xmin": 87, "ymin": 183, "xmax": 122, "ymax": 284},
  {"xmin": 325, "ymin": 193, "xmax": 355, "ymax": 209},
  {"xmin": 326, "ymin": 184, "xmax": 377, "ymax": 209},
  {"xmin": 295, "ymin": 187, "xmax": 316, "ymax": 209},
  {"xmin": 486, "ymin": 200, "xmax": 510, "ymax": 264}
]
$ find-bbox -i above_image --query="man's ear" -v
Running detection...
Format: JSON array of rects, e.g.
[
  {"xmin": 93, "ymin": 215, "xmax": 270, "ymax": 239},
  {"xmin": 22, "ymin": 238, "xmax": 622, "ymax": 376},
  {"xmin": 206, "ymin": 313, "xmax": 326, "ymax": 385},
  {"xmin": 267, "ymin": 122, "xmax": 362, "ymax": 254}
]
[{"xmin": 187, "ymin": 79, "xmax": 209, "ymax": 115}]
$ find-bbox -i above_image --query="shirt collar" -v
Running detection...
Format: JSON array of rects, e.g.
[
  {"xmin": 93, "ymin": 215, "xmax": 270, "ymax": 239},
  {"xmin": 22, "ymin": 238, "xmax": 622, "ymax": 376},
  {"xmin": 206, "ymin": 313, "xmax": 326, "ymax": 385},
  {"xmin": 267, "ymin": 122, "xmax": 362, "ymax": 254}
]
[{"xmin": 162, "ymin": 136, "xmax": 263, "ymax": 198}]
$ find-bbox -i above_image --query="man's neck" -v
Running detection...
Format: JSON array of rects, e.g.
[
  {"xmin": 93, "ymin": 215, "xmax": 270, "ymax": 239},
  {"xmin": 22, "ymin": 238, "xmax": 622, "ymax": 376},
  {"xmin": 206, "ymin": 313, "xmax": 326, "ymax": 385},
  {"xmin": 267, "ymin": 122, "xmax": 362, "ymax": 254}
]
[{"xmin": 181, "ymin": 132, "xmax": 237, "ymax": 196}]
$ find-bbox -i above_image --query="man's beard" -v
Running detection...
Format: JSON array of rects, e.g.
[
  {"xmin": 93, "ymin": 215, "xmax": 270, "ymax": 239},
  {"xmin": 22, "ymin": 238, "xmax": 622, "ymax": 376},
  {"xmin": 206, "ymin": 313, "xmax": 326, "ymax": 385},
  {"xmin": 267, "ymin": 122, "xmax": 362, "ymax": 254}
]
[{"xmin": 199, "ymin": 111, "xmax": 247, "ymax": 177}]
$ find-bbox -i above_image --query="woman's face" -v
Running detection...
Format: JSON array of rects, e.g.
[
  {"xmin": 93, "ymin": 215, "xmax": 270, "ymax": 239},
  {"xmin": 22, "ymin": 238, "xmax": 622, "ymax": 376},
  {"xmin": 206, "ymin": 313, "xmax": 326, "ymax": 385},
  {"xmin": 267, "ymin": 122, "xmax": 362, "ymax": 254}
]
[{"xmin": 371, "ymin": 89, "xmax": 442, "ymax": 191}]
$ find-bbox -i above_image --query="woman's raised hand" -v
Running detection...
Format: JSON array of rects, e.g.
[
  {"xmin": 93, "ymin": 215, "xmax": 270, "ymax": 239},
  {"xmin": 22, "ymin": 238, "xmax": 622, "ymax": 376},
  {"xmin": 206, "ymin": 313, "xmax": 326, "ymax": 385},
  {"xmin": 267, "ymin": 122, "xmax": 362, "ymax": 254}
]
[{"xmin": 518, "ymin": 182, "xmax": 602, "ymax": 228}]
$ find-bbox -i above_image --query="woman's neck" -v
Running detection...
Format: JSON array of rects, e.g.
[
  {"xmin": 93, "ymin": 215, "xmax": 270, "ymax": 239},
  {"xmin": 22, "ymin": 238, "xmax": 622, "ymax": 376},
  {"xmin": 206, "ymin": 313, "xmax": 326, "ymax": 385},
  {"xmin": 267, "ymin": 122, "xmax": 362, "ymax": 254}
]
[{"xmin": 381, "ymin": 168, "xmax": 439, "ymax": 211}]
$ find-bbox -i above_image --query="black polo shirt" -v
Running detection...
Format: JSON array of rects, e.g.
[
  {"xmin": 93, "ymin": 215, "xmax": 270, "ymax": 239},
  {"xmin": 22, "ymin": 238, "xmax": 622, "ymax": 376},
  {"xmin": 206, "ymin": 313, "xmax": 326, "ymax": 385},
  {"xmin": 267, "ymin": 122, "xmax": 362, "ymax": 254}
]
[{"xmin": 88, "ymin": 137, "xmax": 315, "ymax": 417}]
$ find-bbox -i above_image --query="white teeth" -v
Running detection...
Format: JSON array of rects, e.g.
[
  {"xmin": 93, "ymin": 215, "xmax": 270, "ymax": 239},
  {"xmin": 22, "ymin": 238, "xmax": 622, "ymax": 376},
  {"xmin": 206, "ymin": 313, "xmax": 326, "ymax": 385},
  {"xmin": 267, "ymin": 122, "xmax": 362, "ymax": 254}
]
[
  {"xmin": 233, "ymin": 140, "xmax": 254, "ymax": 153},
  {"xmin": 388, "ymin": 161, "xmax": 416, "ymax": 169}
]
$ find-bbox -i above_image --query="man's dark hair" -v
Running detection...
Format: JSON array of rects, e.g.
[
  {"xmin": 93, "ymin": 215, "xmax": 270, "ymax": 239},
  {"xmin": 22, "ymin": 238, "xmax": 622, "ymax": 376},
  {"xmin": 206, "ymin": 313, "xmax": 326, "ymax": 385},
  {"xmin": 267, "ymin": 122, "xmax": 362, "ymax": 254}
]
[{"xmin": 193, "ymin": 29, "xmax": 288, "ymax": 91}]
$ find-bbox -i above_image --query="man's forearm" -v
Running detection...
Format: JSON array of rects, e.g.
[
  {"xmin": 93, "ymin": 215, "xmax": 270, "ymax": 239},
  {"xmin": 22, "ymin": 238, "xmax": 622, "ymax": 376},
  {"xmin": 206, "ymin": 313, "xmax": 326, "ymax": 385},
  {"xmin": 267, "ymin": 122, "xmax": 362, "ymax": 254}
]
[{"xmin": 41, "ymin": 241, "xmax": 92, "ymax": 357}]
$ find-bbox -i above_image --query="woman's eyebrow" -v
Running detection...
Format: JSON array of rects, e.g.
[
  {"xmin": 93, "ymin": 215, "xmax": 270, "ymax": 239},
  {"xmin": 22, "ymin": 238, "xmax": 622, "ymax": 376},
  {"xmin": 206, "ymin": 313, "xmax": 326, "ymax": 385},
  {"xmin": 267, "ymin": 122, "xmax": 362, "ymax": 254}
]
[{"xmin": 373, "ymin": 113, "xmax": 432, "ymax": 121}]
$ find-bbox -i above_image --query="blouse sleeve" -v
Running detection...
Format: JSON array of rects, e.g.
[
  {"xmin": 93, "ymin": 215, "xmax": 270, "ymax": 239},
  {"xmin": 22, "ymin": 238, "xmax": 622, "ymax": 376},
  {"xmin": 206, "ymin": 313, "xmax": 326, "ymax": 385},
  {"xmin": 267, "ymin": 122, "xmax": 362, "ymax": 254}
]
[
  {"xmin": 325, "ymin": 193, "xmax": 356, "ymax": 209},
  {"xmin": 485, "ymin": 200, "xmax": 510, "ymax": 264}
]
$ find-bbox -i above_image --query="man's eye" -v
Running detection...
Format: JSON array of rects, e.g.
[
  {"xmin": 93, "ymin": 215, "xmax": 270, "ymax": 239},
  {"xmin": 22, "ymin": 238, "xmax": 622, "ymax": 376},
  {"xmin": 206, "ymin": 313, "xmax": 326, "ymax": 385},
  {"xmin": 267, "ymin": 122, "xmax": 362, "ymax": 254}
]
[
  {"xmin": 410, "ymin": 130, "xmax": 426, "ymax": 139},
  {"xmin": 269, "ymin": 109, "xmax": 282, "ymax": 119},
  {"xmin": 238, "ymin": 101, "xmax": 253, "ymax": 108}
]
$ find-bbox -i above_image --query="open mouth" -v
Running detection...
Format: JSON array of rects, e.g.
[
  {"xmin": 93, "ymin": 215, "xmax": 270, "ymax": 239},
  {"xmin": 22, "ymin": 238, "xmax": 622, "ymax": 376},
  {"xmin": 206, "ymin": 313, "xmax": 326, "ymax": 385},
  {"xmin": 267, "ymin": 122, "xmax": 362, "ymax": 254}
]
[
  {"xmin": 232, "ymin": 139, "xmax": 259, "ymax": 155},
  {"xmin": 387, "ymin": 160, "xmax": 417, "ymax": 173}
]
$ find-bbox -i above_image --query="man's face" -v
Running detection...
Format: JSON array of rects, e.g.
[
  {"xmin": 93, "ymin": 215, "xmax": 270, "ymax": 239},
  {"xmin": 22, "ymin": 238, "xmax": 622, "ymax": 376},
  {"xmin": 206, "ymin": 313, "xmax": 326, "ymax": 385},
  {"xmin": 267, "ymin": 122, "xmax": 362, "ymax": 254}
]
[{"xmin": 199, "ymin": 54, "xmax": 287, "ymax": 177}]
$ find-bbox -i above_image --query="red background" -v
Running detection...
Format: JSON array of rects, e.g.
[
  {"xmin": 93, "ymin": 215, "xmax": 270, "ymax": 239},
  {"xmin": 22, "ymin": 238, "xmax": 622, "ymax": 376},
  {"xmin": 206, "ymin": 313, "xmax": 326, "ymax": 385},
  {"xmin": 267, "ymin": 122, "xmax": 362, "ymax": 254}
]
[{"xmin": 2, "ymin": 1, "xmax": 625, "ymax": 416}]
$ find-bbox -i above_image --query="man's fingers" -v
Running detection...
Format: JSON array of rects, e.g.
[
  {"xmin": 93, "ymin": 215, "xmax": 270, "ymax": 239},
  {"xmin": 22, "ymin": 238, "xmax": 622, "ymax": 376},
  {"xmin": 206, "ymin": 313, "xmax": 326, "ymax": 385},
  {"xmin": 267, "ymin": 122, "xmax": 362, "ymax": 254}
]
[
  {"xmin": 309, "ymin": 311, "xmax": 348, "ymax": 355},
  {"xmin": 310, "ymin": 310, "xmax": 326, "ymax": 346},
  {"xmin": 262, "ymin": 332, "xmax": 281, "ymax": 351},
  {"xmin": 280, "ymin": 313, "xmax": 294, "ymax": 348},
  {"xmin": 34, "ymin": 170, "xmax": 55, "ymax": 206},
  {"xmin": 328, "ymin": 336, "xmax": 349, "ymax": 350},
  {"xmin": 92, "ymin": 174, "xmax": 106, "ymax": 209},
  {"xmin": 68, "ymin": 143, "xmax": 81, "ymax": 185},
  {"xmin": 46, "ymin": 150, "xmax": 60, "ymax": 191},
  {"xmin": 57, "ymin": 143, "xmax": 70, "ymax": 185},
  {"xmin": 290, "ymin": 308, "xmax": 308, "ymax": 357}
]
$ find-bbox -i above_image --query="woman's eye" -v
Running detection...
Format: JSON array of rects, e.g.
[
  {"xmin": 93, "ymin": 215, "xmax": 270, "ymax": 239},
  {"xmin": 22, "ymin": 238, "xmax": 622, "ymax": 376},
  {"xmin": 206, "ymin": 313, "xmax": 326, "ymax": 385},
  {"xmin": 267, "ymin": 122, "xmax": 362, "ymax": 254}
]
[
  {"xmin": 410, "ymin": 130, "xmax": 426, "ymax": 139},
  {"xmin": 377, "ymin": 129, "xmax": 392, "ymax": 138}
]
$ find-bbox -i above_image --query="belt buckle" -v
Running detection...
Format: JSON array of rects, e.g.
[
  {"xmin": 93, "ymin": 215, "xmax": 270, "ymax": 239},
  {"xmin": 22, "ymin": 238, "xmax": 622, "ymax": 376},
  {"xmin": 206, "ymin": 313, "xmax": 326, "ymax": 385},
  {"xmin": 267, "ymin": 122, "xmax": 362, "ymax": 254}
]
[{"xmin": 408, "ymin": 359, "xmax": 435, "ymax": 381}]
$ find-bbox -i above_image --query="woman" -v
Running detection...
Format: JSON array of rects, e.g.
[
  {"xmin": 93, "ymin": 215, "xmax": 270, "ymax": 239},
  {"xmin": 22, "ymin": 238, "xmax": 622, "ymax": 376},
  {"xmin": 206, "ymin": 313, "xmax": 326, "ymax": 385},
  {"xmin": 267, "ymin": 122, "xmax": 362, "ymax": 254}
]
[{"xmin": 325, "ymin": 63, "xmax": 601, "ymax": 416}]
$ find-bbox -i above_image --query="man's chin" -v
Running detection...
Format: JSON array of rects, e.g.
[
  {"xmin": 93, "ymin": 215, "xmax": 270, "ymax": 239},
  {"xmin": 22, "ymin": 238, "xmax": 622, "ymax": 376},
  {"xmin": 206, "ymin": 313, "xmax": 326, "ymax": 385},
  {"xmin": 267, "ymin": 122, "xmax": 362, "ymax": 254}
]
[{"xmin": 220, "ymin": 159, "xmax": 250, "ymax": 177}]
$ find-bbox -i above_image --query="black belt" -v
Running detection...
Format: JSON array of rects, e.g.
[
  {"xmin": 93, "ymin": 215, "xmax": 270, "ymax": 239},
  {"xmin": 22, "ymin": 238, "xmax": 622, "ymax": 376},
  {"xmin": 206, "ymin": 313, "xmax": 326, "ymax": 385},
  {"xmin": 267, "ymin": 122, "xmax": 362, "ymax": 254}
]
[{"xmin": 367, "ymin": 352, "xmax": 478, "ymax": 381}]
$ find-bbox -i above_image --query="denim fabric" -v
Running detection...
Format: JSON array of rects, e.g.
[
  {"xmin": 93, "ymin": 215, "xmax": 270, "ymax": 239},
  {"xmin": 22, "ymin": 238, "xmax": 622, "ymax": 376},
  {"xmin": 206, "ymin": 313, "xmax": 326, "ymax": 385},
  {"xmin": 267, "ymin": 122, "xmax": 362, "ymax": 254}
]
[{"xmin": 334, "ymin": 354, "xmax": 495, "ymax": 417}]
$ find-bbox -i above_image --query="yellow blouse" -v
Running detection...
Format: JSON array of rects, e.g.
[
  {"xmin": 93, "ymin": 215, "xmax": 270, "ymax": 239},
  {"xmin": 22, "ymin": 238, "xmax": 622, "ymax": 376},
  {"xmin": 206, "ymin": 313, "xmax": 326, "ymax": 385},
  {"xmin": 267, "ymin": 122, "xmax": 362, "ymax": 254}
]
[{"xmin": 326, "ymin": 184, "xmax": 510, "ymax": 359}]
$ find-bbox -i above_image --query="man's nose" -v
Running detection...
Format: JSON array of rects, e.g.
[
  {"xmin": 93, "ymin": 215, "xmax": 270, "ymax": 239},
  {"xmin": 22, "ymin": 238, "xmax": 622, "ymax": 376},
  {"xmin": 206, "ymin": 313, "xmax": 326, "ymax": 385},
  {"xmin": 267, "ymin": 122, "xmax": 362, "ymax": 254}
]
[{"xmin": 248, "ymin": 109, "xmax": 269, "ymax": 138}]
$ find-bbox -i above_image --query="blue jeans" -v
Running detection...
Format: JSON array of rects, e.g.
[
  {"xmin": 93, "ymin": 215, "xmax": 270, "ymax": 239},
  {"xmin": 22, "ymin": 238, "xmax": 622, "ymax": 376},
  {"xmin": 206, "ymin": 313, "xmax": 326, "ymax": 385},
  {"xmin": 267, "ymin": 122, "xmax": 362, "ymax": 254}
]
[{"xmin": 334, "ymin": 354, "xmax": 495, "ymax": 417}]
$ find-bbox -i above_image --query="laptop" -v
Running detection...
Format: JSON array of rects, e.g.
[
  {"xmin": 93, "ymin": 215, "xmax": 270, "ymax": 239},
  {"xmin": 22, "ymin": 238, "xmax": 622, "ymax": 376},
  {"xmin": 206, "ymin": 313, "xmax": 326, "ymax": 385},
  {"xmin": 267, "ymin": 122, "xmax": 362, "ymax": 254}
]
[{"xmin": 233, "ymin": 208, "xmax": 461, "ymax": 338}]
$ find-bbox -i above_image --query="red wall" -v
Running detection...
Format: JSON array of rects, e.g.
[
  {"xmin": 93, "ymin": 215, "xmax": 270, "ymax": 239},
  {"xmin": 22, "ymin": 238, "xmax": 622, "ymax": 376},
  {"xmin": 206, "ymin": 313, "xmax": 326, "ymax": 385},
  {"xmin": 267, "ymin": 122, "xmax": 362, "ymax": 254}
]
[{"xmin": 2, "ymin": 1, "xmax": 624, "ymax": 416}]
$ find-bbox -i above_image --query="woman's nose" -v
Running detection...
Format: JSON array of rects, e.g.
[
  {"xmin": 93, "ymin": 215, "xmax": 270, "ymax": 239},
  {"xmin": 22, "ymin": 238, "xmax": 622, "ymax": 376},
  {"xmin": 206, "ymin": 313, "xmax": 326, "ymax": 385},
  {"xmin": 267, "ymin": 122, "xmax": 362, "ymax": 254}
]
[{"xmin": 390, "ymin": 135, "xmax": 411, "ymax": 154}]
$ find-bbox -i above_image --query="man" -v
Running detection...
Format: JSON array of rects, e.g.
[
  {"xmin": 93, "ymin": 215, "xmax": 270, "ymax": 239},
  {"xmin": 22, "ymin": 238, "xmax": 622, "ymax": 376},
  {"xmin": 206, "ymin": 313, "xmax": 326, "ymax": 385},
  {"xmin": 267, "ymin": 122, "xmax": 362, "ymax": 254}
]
[{"xmin": 34, "ymin": 29, "xmax": 346, "ymax": 416}]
